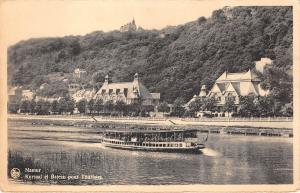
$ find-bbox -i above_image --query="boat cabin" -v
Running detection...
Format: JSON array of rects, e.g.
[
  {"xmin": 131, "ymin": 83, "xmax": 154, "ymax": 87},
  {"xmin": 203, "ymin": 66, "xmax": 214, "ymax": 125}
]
[{"xmin": 103, "ymin": 129, "xmax": 199, "ymax": 143}]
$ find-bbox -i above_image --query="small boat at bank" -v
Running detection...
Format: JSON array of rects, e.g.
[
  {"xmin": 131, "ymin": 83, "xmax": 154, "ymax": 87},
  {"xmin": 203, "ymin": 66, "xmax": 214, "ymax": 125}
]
[{"xmin": 101, "ymin": 129, "xmax": 206, "ymax": 153}]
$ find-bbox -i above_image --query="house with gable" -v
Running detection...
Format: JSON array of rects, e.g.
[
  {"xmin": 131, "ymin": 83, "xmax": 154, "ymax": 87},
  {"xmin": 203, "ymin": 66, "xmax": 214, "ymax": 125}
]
[
  {"xmin": 93, "ymin": 73, "xmax": 160, "ymax": 106},
  {"xmin": 207, "ymin": 69, "xmax": 269, "ymax": 112}
]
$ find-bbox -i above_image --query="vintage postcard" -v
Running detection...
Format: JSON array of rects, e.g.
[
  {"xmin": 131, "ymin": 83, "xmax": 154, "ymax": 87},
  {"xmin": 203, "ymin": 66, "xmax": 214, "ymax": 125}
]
[{"xmin": 0, "ymin": 0, "xmax": 299, "ymax": 192}]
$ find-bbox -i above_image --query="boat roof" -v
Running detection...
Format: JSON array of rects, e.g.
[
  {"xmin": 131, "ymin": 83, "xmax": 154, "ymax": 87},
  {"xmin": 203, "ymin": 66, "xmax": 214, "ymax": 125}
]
[{"xmin": 104, "ymin": 129, "xmax": 198, "ymax": 134}]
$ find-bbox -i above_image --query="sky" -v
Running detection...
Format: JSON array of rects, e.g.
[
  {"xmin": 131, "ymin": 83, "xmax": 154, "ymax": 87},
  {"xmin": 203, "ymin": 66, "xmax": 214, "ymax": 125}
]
[{"xmin": 0, "ymin": 0, "xmax": 225, "ymax": 47}]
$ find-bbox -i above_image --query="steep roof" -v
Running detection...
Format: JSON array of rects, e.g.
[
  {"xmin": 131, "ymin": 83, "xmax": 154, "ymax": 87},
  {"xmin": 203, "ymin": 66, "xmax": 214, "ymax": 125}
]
[
  {"xmin": 217, "ymin": 69, "xmax": 260, "ymax": 82},
  {"xmin": 137, "ymin": 81, "xmax": 154, "ymax": 99},
  {"xmin": 95, "ymin": 77, "xmax": 158, "ymax": 100}
]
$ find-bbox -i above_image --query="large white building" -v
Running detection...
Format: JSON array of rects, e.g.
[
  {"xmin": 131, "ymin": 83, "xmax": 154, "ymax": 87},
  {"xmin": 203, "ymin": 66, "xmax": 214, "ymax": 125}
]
[
  {"xmin": 93, "ymin": 73, "xmax": 160, "ymax": 106},
  {"xmin": 207, "ymin": 69, "xmax": 269, "ymax": 111},
  {"xmin": 72, "ymin": 73, "xmax": 160, "ymax": 106},
  {"xmin": 186, "ymin": 66, "xmax": 269, "ymax": 114}
]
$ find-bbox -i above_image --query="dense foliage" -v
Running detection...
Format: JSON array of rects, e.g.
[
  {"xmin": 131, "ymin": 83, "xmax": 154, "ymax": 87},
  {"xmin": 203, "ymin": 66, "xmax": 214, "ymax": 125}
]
[
  {"xmin": 11, "ymin": 98, "xmax": 155, "ymax": 116},
  {"xmin": 8, "ymin": 6, "xmax": 292, "ymax": 104}
]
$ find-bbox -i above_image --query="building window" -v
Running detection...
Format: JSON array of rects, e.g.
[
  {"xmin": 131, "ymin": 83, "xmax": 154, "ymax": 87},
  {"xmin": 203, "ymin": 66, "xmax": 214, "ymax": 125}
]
[
  {"xmin": 102, "ymin": 89, "xmax": 106, "ymax": 94},
  {"xmin": 116, "ymin": 89, "xmax": 120, "ymax": 95},
  {"xmin": 124, "ymin": 88, "xmax": 128, "ymax": 97},
  {"xmin": 109, "ymin": 89, "xmax": 113, "ymax": 95}
]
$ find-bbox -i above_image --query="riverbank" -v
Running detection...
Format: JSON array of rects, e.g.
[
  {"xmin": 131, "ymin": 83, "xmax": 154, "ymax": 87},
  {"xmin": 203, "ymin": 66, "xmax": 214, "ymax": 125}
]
[
  {"xmin": 8, "ymin": 114, "xmax": 293, "ymax": 128},
  {"xmin": 8, "ymin": 114, "xmax": 293, "ymax": 137}
]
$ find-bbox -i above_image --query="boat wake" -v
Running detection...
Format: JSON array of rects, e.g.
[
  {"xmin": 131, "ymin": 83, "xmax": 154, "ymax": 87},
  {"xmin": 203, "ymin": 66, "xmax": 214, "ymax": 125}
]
[{"xmin": 202, "ymin": 148, "xmax": 221, "ymax": 157}]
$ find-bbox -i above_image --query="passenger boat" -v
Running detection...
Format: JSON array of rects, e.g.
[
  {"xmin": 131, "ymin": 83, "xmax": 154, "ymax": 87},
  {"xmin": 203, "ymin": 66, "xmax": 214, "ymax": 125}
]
[{"xmin": 101, "ymin": 129, "xmax": 207, "ymax": 153}]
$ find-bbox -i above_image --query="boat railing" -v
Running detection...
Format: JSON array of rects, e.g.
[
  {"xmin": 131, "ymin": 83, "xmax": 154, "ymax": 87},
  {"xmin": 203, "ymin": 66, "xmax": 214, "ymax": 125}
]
[{"xmin": 103, "ymin": 136, "xmax": 188, "ymax": 142}]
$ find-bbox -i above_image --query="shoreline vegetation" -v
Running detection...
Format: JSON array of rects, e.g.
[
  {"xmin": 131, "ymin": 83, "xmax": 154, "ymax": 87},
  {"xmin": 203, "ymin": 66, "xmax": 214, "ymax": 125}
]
[{"xmin": 8, "ymin": 114, "xmax": 293, "ymax": 137}]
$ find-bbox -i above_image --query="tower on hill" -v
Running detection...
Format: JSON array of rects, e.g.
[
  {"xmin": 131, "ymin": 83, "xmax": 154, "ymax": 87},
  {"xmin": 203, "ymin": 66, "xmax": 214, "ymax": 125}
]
[{"xmin": 120, "ymin": 18, "xmax": 137, "ymax": 32}]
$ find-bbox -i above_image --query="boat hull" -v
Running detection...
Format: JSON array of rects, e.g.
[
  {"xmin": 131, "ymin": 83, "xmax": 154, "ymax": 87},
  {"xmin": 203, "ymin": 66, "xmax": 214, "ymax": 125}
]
[{"xmin": 102, "ymin": 142, "xmax": 204, "ymax": 153}]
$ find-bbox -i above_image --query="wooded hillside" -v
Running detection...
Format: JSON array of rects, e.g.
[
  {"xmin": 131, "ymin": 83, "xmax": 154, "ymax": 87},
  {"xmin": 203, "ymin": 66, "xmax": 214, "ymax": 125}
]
[{"xmin": 8, "ymin": 6, "xmax": 292, "ymax": 103}]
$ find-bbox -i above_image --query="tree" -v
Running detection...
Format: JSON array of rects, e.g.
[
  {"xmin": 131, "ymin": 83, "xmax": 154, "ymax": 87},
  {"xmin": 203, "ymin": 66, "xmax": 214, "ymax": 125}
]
[
  {"xmin": 260, "ymin": 66, "xmax": 292, "ymax": 104},
  {"xmin": 201, "ymin": 97, "xmax": 216, "ymax": 111},
  {"xmin": 58, "ymin": 98, "xmax": 68, "ymax": 114},
  {"xmin": 212, "ymin": 9, "xmax": 227, "ymax": 23},
  {"xmin": 187, "ymin": 98, "xmax": 203, "ymax": 116},
  {"xmin": 256, "ymin": 96, "xmax": 275, "ymax": 117},
  {"xmin": 51, "ymin": 100, "xmax": 59, "ymax": 114},
  {"xmin": 87, "ymin": 99, "xmax": 95, "ymax": 114},
  {"xmin": 223, "ymin": 95, "xmax": 236, "ymax": 113},
  {"xmin": 280, "ymin": 102, "xmax": 293, "ymax": 117},
  {"xmin": 8, "ymin": 103, "xmax": 19, "ymax": 113},
  {"xmin": 66, "ymin": 99, "xmax": 75, "ymax": 114},
  {"xmin": 238, "ymin": 95, "xmax": 257, "ymax": 117},
  {"xmin": 94, "ymin": 99, "xmax": 104, "ymax": 115},
  {"xmin": 91, "ymin": 71, "xmax": 105, "ymax": 87},
  {"xmin": 19, "ymin": 100, "xmax": 30, "ymax": 113},
  {"xmin": 197, "ymin": 16, "xmax": 207, "ymax": 25},
  {"xmin": 157, "ymin": 101, "xmax": 169, "ymax": 115},
  {"xmin": 34, "ymin": 100, "xmax": 50, "ymax": 115},
  {"xmin": 115, "ymin": 100, "xmax": 126, "ymax": 116},
  {"xmin": 76, "ymin": 99, "xmax": 87, "ymax": 114},
  {"xmin": 140, "ymin": 105, "xmax": 154, "ymax": 116},
  {"xmin": 127, "ymin": 103, "xmax": 141, "ymax": 116},
  {"xmin": 29, "ymin": 100, "xmax": 36, "ymax": 114},
  {"xmin": 104, "ymin": 100, "xmax": 114, "ymax": 114},
  {"xmin": 171, "ymin": 98, "xmax": 185, "ymax": 117}
]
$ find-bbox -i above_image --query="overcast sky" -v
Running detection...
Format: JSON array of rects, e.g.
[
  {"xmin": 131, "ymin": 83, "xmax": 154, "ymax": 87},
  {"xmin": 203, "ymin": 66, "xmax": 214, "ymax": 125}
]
[{"xmin": 0, "ymin": 0, "xmax": 226, "ymax": 47}]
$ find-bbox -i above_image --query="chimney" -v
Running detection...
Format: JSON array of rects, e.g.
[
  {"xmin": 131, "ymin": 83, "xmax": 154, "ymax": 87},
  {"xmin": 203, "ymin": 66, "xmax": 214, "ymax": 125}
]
[
  {"xmin": 104, "ymin": 74, "xmax": 112, "ymax": 84},
  {"xmin": 134, "ymin": 73, "xmax": 139, "ymax": 81},
  {"xmin": 199, "ymin": 85, "xmax": 207, "ymax": 97}
]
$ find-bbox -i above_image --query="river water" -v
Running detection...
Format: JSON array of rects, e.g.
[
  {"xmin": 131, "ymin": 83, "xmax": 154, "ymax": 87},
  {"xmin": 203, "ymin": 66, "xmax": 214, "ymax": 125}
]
[{"xmin": 8, "ymin": 121, "xmax": 293, "ymax": 185}]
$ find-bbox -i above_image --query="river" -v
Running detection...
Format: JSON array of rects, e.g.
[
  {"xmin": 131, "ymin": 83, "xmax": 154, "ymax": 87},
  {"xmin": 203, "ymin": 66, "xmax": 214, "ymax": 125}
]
[{"xmin": 8, "ymin": 121, "xmax": 293, "ymax": 185}]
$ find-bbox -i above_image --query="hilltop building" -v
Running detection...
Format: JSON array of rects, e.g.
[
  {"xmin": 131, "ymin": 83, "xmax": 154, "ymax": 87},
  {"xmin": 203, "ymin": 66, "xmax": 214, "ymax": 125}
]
[
  {"xmin": 73, "ymin": 68, "xmax": 87, "ymax": 79},
  {"xmin": 120, "ymin": 19, "xmax": 137, "ymax": 32},
  {"xmin": 93, "ymin": 73, "xmax": 160, "ymax": 106}
]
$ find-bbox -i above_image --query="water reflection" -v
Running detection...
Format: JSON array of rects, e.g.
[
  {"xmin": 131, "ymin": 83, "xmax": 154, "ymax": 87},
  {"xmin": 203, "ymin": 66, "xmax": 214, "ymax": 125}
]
[{"xmin": 8, "ymin": 121, "xmax": 293, "ymax": 184}]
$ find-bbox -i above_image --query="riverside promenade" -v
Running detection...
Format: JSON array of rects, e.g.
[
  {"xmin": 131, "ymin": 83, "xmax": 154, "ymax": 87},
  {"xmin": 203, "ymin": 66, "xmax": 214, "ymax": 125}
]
[{"xmin": 8, "ymin": 114, "xmax": 293, "ymax": 129}]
